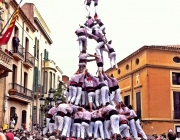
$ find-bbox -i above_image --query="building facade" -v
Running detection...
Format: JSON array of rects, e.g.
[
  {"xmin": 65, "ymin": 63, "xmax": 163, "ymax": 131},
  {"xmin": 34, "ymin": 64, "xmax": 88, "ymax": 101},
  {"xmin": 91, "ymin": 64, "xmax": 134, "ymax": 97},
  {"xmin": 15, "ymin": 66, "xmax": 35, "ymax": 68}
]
[
  {"xmin": 3, "ymin": 0, "xmax": 36, "ymax": 130},
  {"xmin": 106, "ymin": 45, "xmax": 180, "ymax": 136}
]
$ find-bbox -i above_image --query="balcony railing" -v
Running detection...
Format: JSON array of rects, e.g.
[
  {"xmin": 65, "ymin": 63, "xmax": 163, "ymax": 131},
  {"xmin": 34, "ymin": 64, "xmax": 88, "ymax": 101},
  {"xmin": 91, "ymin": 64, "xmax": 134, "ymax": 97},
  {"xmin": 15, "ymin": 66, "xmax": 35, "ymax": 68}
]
[
  {"xmin": 174, "ymin": 110, "xmax": 180, "ymax": 119},
  {"xmin": 9, "ymin": 83, "xmax": 33, "ymax": 101},
  {"xmin": 11, "ymin": 44, "xmax": 25, "ymax": 60},
  {"xmin": 0, "ymin": 48, "xmax": 13, "ymax": 72},
  {"xmin": 25, "ymin": 52, "xmax": 34, "ymax": 65}
]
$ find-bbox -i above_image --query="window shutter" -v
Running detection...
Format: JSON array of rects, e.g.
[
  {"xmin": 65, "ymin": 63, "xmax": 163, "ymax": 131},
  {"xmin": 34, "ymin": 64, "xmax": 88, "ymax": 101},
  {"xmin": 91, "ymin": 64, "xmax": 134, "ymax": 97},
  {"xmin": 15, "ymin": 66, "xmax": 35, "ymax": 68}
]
[
  {"xmin": 33, "ymin": 68, "xmax": 38, "ymax": 92},
  {"xmin": 21, "ymin": 110, "xmax": 27, "ymax": 124},
  {"xmin": 136, "ymin": 92, "xmax": 141, "ymax": 118}
]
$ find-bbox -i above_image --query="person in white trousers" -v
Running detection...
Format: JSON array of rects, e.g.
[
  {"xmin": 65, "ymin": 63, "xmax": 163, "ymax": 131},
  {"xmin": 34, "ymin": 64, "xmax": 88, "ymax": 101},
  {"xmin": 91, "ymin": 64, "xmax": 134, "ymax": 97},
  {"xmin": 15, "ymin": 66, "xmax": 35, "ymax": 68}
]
[
  {"xmin": 72, "ymin": 107, "xmax": 83, "ymax": 140},
  {"xmin": 84, "ymin": 0, "xmax": 99, "ymax": 19},
  {"xmin": 43, "ymin": 104, "xmax": 58, "ymax": 135},
  {"xmin": 128, "ymin": 105, "xmax": 147, "ymax": 140},
  {"xmin": 94, "ymin": 109, "xmax": 105, "ymax": 140},
  {"xmin": 118, "ymin": 114, "xmax": 131, "ymax": 139},
  {"xmin": 102, "ymin": 103, "xmax": 120, "ymax": 139}
]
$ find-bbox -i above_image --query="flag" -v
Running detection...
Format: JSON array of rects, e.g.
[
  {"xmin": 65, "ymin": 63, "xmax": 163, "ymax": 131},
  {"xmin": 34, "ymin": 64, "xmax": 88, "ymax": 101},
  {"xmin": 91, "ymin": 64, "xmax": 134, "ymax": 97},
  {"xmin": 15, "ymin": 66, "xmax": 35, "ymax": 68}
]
[
  {"xmin": 0, "ymin": 0, "xmax": 2, "ymax": 3},
  {"xmin": 0, "ymin": 7, "xmax": 19, "ymax": 45}
]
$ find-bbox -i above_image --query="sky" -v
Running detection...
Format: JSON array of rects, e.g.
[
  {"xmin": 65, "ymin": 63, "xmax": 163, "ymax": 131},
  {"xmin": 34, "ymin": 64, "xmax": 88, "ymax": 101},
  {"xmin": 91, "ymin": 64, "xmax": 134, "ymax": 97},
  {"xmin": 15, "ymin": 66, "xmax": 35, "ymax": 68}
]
[{"xmin": 16, "ymin": 0, "xmax": 180, "ymax": 77}]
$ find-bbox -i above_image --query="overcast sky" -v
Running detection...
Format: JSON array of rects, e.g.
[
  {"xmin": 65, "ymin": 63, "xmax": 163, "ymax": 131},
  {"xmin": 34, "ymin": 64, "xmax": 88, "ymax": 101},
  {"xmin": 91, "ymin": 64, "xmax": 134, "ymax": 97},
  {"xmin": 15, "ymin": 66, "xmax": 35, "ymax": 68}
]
[{"xmin": 17, "ymin": 0, "xmax": 180, "ymax": 77}]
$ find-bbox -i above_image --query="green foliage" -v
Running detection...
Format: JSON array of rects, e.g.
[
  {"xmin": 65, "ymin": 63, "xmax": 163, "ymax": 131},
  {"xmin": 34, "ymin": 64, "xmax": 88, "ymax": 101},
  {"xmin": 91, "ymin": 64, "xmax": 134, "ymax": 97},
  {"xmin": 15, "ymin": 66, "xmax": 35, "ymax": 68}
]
[{"xmin": 53, "ymin": 82, "xmax": 66, "ymax": 102}]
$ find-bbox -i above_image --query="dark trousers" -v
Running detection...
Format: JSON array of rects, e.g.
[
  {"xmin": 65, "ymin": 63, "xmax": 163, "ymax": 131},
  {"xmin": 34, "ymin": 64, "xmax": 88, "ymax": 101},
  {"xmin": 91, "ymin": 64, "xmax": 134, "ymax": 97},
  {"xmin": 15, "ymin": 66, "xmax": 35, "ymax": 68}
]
[{"xmin": 13, "ymin": 45, "xmax": 18, "ymax": 53}]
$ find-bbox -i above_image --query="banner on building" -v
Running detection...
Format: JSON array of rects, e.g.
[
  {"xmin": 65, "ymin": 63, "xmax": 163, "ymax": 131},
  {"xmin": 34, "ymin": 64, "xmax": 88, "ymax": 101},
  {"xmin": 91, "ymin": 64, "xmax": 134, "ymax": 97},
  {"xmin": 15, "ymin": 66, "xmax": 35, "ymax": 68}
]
[{"xmin": 0, "ymin": 7, "xmax": 19, "ymax": 45}]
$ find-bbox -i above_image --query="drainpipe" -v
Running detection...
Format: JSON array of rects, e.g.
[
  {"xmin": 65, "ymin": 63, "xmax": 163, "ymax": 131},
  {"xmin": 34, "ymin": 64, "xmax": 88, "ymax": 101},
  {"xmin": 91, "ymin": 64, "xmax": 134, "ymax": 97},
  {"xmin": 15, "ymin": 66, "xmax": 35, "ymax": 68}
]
[
  {"xmin": 20, "ymin": 20, "xmax": 26, "ymax": 92},
  {"xmin": 131, "ymin": 59, "xmax": 133, "ymax": 105}
]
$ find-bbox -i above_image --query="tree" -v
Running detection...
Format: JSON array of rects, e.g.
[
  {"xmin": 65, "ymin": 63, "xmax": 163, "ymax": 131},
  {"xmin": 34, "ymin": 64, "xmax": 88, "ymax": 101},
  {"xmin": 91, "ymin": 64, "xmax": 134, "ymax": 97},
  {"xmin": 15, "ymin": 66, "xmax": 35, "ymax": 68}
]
[{"xmin": 53, "ymin": 81, "xmax": 66, "ymax": 102}]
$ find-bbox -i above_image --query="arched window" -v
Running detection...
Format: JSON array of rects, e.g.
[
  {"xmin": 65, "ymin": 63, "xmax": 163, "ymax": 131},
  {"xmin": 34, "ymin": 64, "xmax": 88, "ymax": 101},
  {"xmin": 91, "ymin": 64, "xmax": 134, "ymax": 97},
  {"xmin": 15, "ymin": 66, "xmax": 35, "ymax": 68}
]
[
  {"xmin": 10, "ymin": 107, "xmax": 16, "ymax": 120},
  {"xmin": 117, "ymin": 69, "xmax": 121, "ymax": 74},
  {"xmin": 136, "ymin": 58, "xmax": 140, "ymax": 65},
  {"xmin": 126, "ymin": 64, "xmax": 129, "ymax": 70},
  {"xmin": 21, "ymin": 110, "xmax": 27, "ymax": 124}
]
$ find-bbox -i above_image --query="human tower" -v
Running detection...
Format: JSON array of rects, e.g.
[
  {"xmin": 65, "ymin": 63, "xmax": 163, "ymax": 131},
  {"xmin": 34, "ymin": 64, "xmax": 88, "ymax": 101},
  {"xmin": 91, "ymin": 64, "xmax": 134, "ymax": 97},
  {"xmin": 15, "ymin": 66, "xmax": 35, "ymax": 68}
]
[{"xmin": 43, "ymin": 1, "xmax": 147, "ymax": 140}]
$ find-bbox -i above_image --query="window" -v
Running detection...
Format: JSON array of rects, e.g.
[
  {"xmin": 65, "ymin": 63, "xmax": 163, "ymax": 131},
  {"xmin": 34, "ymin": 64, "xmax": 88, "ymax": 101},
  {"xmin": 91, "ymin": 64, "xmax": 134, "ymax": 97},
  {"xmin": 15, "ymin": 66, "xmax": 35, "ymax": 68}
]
[
  {"xmin": 126, "ymin": 64, "xmax": 129, "ymax": 70},
  {"xmin": 49, "ymin": 72, "xmax": 52, "ymax": 89},
  {"xmin": 124, "ymin": 95, "xmax": 130, "ymax": 107},
  {"xmin": 44, "ymin": 71, "xmax": 47, "ymax": 93},
  {"xmin": 110, "ymin": 74, "xmax": 114, "ymax": 77},
  {"xmin": 33, "ymin": 106, "xmax": 37, "ymax": 124},
  {"xmin": 21, "ymin": 110, "xmax": 26, "ymax": 124},
  {"xmin": 26, "ymin": 27, "xmax": 29, "ymax": 32},
  {"xmin": 25, "ymin": 37, "xmax": 29, "ymax": 53},
  {"xmin": 33, "ymin": 67, "xmax": 38, "ymax": 92},
  {"xmin": 10, "ymin": 107, "xmax": 16, "ymax": 120},
  {"xmin": 14, "ymin": 25, "xmax": 19, "ymax": 36},
  {"xmin": 12, "ymin": 64, "xmax": 17, "ymax": 88},
  {"xmin": 136, "ymin": 92, "xmax": 141, "ymax": 118},
  {"xmin": 24, "ymin": 72, "xmax": 28, "ymax": 93},
  {"xmin": 118, "ymin": 69, "xmax": 120, "ymax": 74},
  {"xmin": 173, "ymin": 57, "xmax": 180, "ymax": 63},
  {"xmin": 53, "ymin": 73, "xmax": 55, "ymax": 88},
  {"xmin": 136, "ymin": 58, "xmax": 139, "ymax": 65},
  {"xmin": 173, "ymin": 91, "xmax": 180, "ymax": 119},
  {"xmin": 172, "ymin": 72, "xmax": 180, "ymax": 85},
  {"xmin": 176, "ymin": 126, "xmax": 180, "ymax": 138}
]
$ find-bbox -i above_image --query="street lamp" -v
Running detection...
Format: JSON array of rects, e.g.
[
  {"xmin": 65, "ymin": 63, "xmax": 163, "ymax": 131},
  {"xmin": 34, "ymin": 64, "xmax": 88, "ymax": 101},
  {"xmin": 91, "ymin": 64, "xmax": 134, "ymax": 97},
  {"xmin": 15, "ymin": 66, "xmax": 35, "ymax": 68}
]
[
  {"xmin": 49, "ymin": 88, "xmax": 54, "ymax": 99},
  {"xmin": 39, "ymin": 96, "xmax": 45, "ymax": 129},
  {"xmin": 39, "ymin": 96, "xmax": 45, "ymax": 106},
  {"xmin": 57, "ymin": 97, "xmax": 62, "ymax": 104},
  {"xmin": 50, "ymin": 98, "xmax": 55, "ymax": 106}
]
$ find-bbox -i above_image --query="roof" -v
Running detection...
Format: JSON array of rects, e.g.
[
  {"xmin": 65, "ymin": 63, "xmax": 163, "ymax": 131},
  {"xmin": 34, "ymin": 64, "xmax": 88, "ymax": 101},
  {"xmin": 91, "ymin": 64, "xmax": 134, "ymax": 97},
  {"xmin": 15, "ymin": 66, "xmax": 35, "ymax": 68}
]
[
  {"xmin": 105, "ymin": 45, "xmax": 180, "ymax": 72},
  {"xmin": 56, "ymin": 66, "xmax": 63, "ymax": 74},
  {"xmin": 10, "ymin": 0, "xmax": 36, "ymax": 32}
]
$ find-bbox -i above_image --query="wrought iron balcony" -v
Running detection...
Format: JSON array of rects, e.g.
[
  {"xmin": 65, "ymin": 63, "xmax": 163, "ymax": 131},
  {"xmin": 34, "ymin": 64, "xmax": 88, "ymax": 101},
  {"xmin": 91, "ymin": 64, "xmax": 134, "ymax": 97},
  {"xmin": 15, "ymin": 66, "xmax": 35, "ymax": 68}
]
[
  {"xmin": 9, "ymin": 83, "xmax": 33, "ymax": 103},
  {"xmin": 23, "ymin": 52, "xmax": 34, "ymax": 68},
  {"xmin": 11, "ymin": 44, "xmax": 25, "ymax": 61},
  {"xmin": 0, "ymin": 48, "xmax": 13, "ymax": 78},
  {"xmin": 174, "ymin": 110, "xmax": 180, "ymax": 119}
]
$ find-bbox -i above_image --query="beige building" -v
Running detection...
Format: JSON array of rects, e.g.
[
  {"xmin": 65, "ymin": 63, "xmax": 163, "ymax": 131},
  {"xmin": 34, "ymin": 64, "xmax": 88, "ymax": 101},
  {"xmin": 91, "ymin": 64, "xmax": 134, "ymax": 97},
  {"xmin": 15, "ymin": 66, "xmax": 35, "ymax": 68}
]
[
  {"xmin": 3, "ymin": 0, "xmax": 36, "ymax": 130},
  {"xmin": 0, "ymin": 0, "xmax": 14, "ymax": 128}
]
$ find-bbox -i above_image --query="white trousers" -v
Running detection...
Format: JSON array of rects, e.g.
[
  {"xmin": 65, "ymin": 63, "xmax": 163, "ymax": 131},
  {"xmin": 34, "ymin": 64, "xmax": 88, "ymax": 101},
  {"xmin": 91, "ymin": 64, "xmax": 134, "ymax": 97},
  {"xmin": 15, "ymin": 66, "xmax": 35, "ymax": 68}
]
[
  {"xmin": 95, "ymin": 89, "xmax": 100, "ymax": 107},
  {"xmin": 89, "ymin": 121, "xmax": 94, "ymax": 136},
  {"xmin": 78, "ymin": 36, "xmax": 87, "ymax": 52},
  {"xmin": 72, "ymin": 123, "xmax": 81, "ymax": 138},
  {"xmin": 75, "ymin": 87, "xmax": 82, "ymax": 105},
  {"xmin": 129, "ymin": 119, "xmax": 138, "ymax": 139},
  {"xmin": 104, "ymin": 120, "xmax": 111, "ymax": 139},
  {"xmin": 110, "ymin": 115, "xmax": 120, "ymax": 135},
  {"xmin": 119, "ymin": 124, "xmax": 130, "ymax": 138},
  {"xmin": 43, "ymin": 118, "xmax": 50, "ymax": 135},
  {"xmin": 88, "ymin": 91, "xmax": 96, "ymax": 103},
  {"xmin": 81, "ymin": 122, "xmax": 91, "ymax": 139},
  {"xmin": 95, "ymin": 41, "xmax": 105, "ymax": 56},
  {"xmin": 68, "ymin": 86, "xmax": 77, "ymax": 103},
  {"xmin": 54, "ymin": 116, "xmax": 64, "ymax": 131},
  {"xmin": 81, "ymin": 90, "xmax": 86, "ymax": 106},
  {"xmin": 110, "ymin": 91, "xmax": 116, "ymax": 106},
  {"xmin": 65, "ymin": 91, "xmax": 69, "ymax": 103},
  {"xmin": 115, "ymin": 88, "xmax": 123, "ymax": 104},
  {"xmin": 109, "ymin": 52, "xmax": 118, "ymax": 69},
  {"xmin": 49, "ymin": 122, "xmax": 54, "ymax": 134},
  {"xmin": 61, "ymin": 116, "xmax": 72, "ymax": 137},
  {"xmin": 135, "ymin": 119, "xmax": 147, "ymax": 139},
  {"xmin": 100, "ymin": 86, "xmax": 109, "ymax": 106},
  {"xmin": 94, "ymin": 121, "xmax": 104, "ymax": 139}
]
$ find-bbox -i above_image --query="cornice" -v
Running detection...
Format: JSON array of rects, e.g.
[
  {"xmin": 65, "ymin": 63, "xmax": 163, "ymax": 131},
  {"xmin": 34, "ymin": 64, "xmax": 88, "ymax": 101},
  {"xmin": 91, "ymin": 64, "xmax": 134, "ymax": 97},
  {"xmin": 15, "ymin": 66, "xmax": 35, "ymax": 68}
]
[
  {"xmin": 34, "ymin": 6, "xmax": 51, "ymax": 34},
  {"xmin": 34, "ymin": 17, "xmax": 53, "ymax": 44}
]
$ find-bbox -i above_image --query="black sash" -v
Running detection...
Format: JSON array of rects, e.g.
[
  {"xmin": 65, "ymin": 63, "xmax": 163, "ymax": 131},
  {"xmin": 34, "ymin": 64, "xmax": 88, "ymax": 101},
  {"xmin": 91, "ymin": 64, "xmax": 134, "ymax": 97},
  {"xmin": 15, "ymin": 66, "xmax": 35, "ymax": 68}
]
[
  {"xmin": 86, "ymin": 87, "xmax": 94, "ymax": 93},
  {"xmin": 89, "ymin": 22, "xmax": 95, "ymax": 28},
  {"xmin": 99, "ymin": 22, "xmax": 104, "ymax": 27},
  {"xmin": 74, "ymin": 119, "xmax": 82, "ymax": 124},
  {"xmin": 109, "ymin": 48, "xmax": 115, "ymax": 53},
  {"xmin": 114, "ymin": 85, "xmax": 119, "ymax": 90},
  {"xmin": 134, "ymin": 116, "xmax": 138, "ymax": 121},
  {"xmin": 70, "ymin": 81, "xmax": 77, "ymax": 87},
  {"xmin": 94, "ymin": 85, "xmax": 100, "ymax": 91},
  {"xmin": 79, "ymin": 59, "xmax": 87, "ymax": 63},
  {"xmin": 57, "ymin": 111, "xmax": 65, "ymax": 117},
  {"xmin": 67, "ymin": 88, "xmax": 69, "ymax": 92},
  {"xmin": 91, "ymin": 118, "xmax": 96, "ymax": 122},
  {"xmin": 95, "ymin": 118, "xmax": 104, "ymax": 122},
  {"xmin": 109, "ymin": 110, "xmax": 118, "ymax": 117},
  {"xmin": 77, "ymin": 32, "xmax": 85, "ymax": 37},
  {"xmin": 65, "ymin": 112, "xmax": 71, "ymax": 117},
  {"xmin": 97, "ymin": 62, "xmax": 103, "ymax": 67},
  {"xmin": 92, "ymin": 29, "xmax": 96, "ymax": 35},
  {"xmin": 47, "ymin": 114, "xmax": 52, "ymax": 118},
  {"xmin": 77, "ymin": 82, "xmax": 83, "ymax": 87},
  {"xmin": 82, "ymin": 120, "xmax": 90, "ymax": 124},
  {"xmin": 99, "ymin": 83, "xmax": 107, "ymax": 88},
  {"xmin": 97, "ymin": 38, "xmax": 103, "ymax": 43},
  {"xmin": 49, "ymin": 119, "xmax": 55, "ymax": 123}
]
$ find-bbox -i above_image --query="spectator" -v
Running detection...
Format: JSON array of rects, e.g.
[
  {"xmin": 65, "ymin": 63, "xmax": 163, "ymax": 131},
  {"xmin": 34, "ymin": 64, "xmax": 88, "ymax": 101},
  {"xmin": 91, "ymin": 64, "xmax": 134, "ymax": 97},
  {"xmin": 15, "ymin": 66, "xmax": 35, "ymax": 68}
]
[
  {"xmin": 168, "ymin": 132, "xmax": 176, "ymax": 140},
  {"xmin": 9, "ymin": 118, "xmax": 15, "ymax": 129},
  {"xmin": 14, "ymin": 113, "xmax": 18, "ymax": 127},
  {"xmin": 12, "ymin": 34, "xmax": 20, "ymax": 53},
  {"xmin": 6, "ymin": 131, "xmax": 14, "ymax": 140},
  {"xmin": 0, "ymin": 132, "xmax": 6, "ymax": 140}
]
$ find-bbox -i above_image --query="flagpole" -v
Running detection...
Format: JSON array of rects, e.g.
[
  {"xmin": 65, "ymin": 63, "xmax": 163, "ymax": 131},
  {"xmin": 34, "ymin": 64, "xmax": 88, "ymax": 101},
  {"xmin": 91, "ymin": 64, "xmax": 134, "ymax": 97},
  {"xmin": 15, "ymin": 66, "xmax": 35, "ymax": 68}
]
[{"xmin": 0, "ymin": 0, "xmax": 23, "ymax": 35}]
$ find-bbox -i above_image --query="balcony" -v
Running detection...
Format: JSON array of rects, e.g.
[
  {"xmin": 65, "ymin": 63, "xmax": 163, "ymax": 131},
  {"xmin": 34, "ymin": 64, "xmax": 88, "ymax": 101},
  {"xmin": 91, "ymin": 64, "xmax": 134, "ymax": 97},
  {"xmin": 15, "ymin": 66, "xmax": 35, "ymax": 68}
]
[
  {"xmin": 9, "ymin": 83, "xmax": 33, "ymax": 103},
  {"xmin": 0, "ymin": 48, "xmax": 13, "ymax": 78},
  {"xmin": 174, "ymin": 110, "xmax": 180, "ymax": 119},
  {"xmin": 12, "ymin": 45, "xmax": 25, "ymax": 61},
  {"xmin": 23, "ymin": 52, "xmax": 34, "ymax": 68}
]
